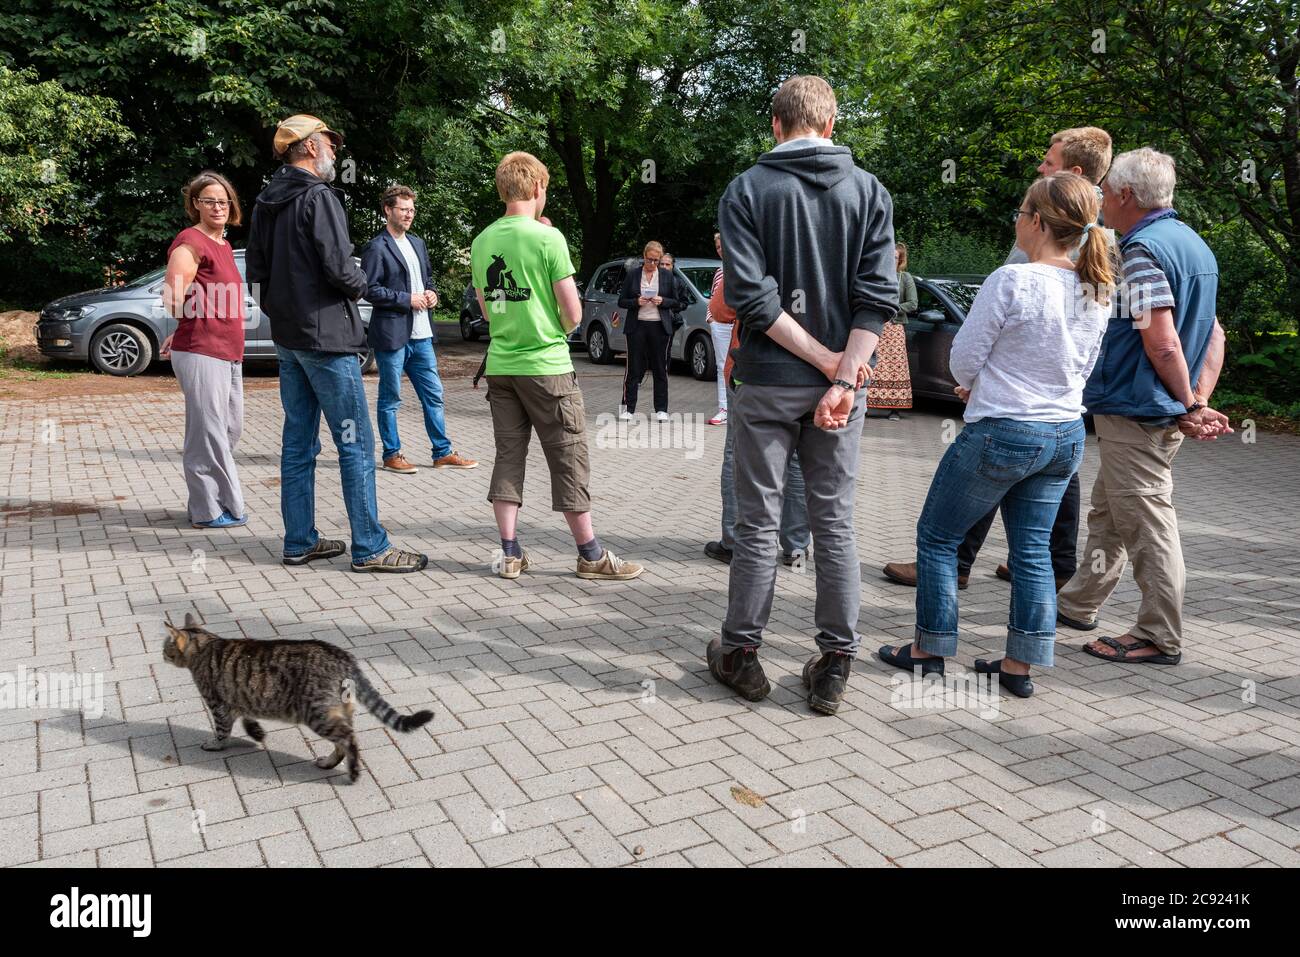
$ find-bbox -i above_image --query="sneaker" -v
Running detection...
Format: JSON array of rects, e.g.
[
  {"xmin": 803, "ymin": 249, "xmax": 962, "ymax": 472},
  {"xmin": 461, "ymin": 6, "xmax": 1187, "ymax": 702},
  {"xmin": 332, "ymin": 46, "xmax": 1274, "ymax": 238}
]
[
  {"xmin": 782, "ymin": 548, "xmax": 806, "ymax": 567},
  {"xmin": 575, "ymin": 548, "xmax": 643, "ymax": 581},
  {"xmin": 708, "ymin": 409, "xmax": 728, "ymax": 426},
  {"xmin": 803, "ymin": 651, "xmax": 853, "ymax": 715},
  {"xmin": 704, "ymin": 541, "xmax": 733, "ymax": 564},
  {"xmin": 433, "ymin": 451, "xmax": 479, "ymax": 469},
  {"xmin": 655, "ymin": 411, "xmax": 669, "ymax": 422},
  {"xmin": 351, "ymin": 547, "xmax": 429, "ymax": 574},
  {"xmin": 498, "ymin": 548, "xmax": 531, "ymax": 580},
  {"xmin": 283, "ymin": 538, "xmax": 346, "ymax": 566},
  {"xmin": 619, "ymin": 410, "xmax": 635, "ymax": 421},
  {"xmin": 882, "ymin": 560, "xmax": 968, "ymax": 590},
  {"xmin": 192, "ymin": 510, "xmax": 247, "ymax": 529},
  {"xmin": 887, "ymin": 411, "xmax": 902, "ymax": 420},
  {"xmin": 382, "ymin": 453, "xmax": 418, "ymax": 474},
  {"xmin": 706, "ymin": 637, "xmax": 771, "ymax": 701}
]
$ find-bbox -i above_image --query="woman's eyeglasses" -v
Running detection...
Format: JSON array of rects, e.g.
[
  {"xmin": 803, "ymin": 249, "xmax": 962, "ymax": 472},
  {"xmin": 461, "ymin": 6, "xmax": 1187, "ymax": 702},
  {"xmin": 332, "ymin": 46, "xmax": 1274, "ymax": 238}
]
[
  {"xmin": 196, "ymin": 198, "xmax": 231, "ymax": 209},
  {"xmin": 1011, "ymin": 208, "xmax": 1030, "ymax": 223}
]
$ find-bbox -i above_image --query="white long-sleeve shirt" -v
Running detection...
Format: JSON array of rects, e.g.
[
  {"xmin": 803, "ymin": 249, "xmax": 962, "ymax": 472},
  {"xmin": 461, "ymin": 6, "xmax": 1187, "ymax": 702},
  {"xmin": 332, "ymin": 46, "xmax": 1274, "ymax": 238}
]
[{"xmin": 950, "ymin": 263, "xmax": 1110, "ymax": 423}]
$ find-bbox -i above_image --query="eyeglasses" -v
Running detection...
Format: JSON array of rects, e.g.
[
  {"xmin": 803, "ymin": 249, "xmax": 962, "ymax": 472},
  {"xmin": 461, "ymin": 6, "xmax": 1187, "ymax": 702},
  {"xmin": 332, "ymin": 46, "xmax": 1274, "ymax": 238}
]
[
  {"xmin": 644, "ymin": 257, "xmax": 660, "ymax": 265},
  {"xmin": 1011, "ymin": 208, "xmax": 1030, "ymax": 223},
  {"xmin": 196, "ymin": 198, "xmax": 231, "ymax": 209}
]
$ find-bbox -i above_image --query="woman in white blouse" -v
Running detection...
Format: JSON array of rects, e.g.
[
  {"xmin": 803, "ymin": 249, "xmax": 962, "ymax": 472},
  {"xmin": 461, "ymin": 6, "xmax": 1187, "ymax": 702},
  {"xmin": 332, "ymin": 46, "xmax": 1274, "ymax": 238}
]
[{"xmin": 878, "ymin": 172, "xmax": 1114, "ymax": 698}]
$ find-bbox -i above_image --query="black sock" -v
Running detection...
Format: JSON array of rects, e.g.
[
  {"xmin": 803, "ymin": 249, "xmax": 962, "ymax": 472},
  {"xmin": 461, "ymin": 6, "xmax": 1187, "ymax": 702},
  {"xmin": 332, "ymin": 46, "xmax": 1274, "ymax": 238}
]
[
  {"xmin": 501, "ymin": 537, "xmax": 522, "ymax": 558},
  {"xmin": 577, "ymin": 536, "xmax": 603, "ymax": 562}
]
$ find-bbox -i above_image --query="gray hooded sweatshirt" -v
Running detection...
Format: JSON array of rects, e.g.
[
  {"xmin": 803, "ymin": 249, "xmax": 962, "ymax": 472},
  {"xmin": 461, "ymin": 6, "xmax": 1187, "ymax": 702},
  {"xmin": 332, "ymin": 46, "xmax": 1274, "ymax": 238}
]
[{"xmin": 717, "ymin": 141, "xmax": 898, "ymax": 387}]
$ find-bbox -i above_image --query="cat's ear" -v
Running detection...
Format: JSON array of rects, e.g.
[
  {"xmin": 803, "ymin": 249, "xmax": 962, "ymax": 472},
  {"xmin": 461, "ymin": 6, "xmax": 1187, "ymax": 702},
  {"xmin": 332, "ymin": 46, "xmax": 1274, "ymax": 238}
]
[{"xmin": 184, "ymin": 612, "xmax": 199, "ymax": 629}]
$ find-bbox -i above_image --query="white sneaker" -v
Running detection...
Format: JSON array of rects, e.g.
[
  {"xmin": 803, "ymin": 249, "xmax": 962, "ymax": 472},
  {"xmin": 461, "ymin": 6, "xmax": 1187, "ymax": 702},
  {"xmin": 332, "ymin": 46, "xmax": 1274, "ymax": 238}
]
[
  {"xmin": 708, "ymin": 409, "xmax": 728, "ymax": 425},
  {"xmin": 619, "ymin": 410, "xmax": 634, "ymax": 421},
  {"xmin": 655, "ymin": 411, "xmax": 669, "ymax": 422}
]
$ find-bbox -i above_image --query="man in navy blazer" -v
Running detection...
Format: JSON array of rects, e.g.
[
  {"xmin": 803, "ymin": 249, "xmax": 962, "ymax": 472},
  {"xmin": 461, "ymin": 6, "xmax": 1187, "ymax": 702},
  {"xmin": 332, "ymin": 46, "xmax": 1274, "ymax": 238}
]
[{"xmin": 361, "ymin": 184, "xmax": 477, "ymax": 473}]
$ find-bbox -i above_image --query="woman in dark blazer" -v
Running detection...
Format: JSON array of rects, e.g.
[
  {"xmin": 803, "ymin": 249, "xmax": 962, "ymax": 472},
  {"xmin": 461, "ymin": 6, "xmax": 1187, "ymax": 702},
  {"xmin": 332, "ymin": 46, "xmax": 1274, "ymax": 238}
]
[{"xmin": 618, "ymin": 240, "xmax": 680, "ymax": 419}]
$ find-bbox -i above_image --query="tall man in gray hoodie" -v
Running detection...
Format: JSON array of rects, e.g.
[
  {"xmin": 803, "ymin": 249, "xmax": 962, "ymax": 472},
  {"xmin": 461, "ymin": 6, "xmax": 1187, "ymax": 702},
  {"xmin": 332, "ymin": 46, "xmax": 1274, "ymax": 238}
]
[{"xmin": 708, "ymin": 76, "xmax": 898, "ymax": 715}]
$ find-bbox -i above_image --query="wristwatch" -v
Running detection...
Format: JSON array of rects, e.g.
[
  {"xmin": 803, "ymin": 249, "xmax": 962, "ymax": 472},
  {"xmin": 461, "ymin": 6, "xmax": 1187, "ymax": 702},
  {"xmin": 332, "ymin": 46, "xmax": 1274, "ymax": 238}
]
[
  {"xmin": 1183, "ymin": 401, "xmax": 1203, "ymax": 415},
  {"xmin": 832, "ymin": 378, "xmax": 856, "ymax": 392}
]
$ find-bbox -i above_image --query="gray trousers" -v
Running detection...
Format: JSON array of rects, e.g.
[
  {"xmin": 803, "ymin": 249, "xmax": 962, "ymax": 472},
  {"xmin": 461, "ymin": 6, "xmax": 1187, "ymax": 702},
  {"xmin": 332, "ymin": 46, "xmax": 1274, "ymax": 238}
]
[
  {"xmin": 722, "ymin": 383, "xmax": 865, "ymax": 655},
  {"xmin": 171, "ymin": 349, "xmax": 245, "ymax": 524},
  {"xmin": 720, "ymin": 385, "xmax": 809, "ymax": 553}
]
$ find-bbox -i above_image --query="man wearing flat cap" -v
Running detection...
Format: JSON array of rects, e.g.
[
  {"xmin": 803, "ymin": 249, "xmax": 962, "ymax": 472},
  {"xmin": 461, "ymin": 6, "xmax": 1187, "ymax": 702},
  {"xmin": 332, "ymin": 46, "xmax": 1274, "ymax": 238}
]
[{"xmin": 246, "ymin": 114, "xmax": 428, "ymax": 573}]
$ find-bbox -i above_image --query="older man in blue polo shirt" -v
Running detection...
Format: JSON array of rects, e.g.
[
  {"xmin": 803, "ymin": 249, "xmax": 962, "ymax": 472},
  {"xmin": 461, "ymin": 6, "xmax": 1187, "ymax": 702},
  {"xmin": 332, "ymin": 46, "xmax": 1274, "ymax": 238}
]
[
  {"xmin": 362, "ymin": 184, "xmax": 477, "ymax": 475},
  {"xmin": 1056, "ymin": 148, "xmax": 1229, "ymax": 666}
]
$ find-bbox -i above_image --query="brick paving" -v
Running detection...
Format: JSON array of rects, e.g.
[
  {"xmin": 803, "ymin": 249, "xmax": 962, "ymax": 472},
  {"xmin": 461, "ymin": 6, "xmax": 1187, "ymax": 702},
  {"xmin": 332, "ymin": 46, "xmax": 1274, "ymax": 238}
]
[{"xmin": 1, "ymin": 348, "xmax": 1298, "ymax": 867}]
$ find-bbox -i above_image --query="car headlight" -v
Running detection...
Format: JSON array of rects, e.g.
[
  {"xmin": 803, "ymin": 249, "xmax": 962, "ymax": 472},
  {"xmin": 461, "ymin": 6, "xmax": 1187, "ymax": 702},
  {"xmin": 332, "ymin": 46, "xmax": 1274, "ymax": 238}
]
[{"xmin": 57, "ymin": 306, "xmax": 96, "ymax": 322}]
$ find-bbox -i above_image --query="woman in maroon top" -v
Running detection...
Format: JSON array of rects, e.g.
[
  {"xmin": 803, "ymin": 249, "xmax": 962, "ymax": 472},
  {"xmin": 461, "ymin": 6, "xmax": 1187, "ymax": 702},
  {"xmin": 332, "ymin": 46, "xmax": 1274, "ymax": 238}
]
[{"xmin": 162, "ymin": 170, "xmax": 249, "ymax": 529}]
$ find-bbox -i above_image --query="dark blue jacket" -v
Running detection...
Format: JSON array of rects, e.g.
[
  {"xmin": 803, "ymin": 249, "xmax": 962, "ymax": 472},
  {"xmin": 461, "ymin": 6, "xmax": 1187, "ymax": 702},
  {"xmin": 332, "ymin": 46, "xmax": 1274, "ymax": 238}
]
[
  {"xmin": 360, "ymin": 229, "xmax": 438, "ymax": 351},
  {"xmin": 1083, "ymin": 211, "xmax": 1218, "ymax": 419}
]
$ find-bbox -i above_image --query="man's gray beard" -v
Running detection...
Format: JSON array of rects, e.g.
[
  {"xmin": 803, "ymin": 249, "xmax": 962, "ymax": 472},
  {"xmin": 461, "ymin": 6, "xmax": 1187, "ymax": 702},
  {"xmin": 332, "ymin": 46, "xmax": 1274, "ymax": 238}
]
[{"xmin": 314, "ymin": 156, "xmax": 336, "ymax": 182}]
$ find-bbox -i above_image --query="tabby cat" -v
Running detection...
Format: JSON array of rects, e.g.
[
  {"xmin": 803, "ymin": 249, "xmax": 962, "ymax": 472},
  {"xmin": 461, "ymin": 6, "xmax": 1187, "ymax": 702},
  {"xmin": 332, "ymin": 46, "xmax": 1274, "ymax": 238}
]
[{"xmin": 163, "ymin": 613, "xmax": 434, "ymax": 782}]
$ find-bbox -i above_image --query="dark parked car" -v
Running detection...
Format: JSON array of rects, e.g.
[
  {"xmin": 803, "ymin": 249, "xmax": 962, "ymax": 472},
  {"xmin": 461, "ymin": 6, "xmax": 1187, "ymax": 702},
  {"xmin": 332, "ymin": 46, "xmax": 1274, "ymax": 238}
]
[
  {"xmin": 577, "ymin": 257, "xmax": 722, "ymax": 379},
  {"xmin": 906, "ymin": 274, "xmax": 985, "ymax": 402},
  {"xmin": 36, "ymin": 250, "xmax": 376, "ymax": 375}
]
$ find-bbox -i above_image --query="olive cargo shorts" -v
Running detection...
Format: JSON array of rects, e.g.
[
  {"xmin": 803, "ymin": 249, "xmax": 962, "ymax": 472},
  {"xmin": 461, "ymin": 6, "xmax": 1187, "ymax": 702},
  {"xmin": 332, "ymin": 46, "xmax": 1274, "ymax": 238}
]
[{"xmin": 485, "ymin": 372, "xmax": 592, "ymax": 512}]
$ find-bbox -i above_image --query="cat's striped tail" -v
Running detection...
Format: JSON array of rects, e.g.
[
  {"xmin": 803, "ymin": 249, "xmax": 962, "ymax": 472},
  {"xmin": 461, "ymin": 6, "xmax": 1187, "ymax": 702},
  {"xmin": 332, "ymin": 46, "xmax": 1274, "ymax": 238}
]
[{"xmin": 348, "ymin": 666, "xmax": 434, "ymax": 732}]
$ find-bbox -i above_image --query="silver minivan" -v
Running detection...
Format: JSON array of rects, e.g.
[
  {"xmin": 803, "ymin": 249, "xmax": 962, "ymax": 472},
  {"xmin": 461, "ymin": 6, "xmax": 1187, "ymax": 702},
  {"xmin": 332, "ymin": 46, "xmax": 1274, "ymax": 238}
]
[{"xmin": 577, "ymin": 257, "xmax": 722, "ymax": 380}]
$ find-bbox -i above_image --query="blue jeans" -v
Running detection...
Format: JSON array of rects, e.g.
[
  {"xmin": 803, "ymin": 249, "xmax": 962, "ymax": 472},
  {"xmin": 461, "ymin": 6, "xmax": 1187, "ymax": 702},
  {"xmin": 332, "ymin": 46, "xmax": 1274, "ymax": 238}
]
[
  {"xmin": 276, "ymin": 346, "xmax": 391, "ymax": 563},
  {"xmin": 720, "ymin": 386, "xmax": 809, "ymax": 553},
  {"xmin": 915, "ymin": 417, "xmax": 1085, "ymax": 667},
  {"xmin": 375, "ymin": 337, "xmax": 452, "ymax": 461}
]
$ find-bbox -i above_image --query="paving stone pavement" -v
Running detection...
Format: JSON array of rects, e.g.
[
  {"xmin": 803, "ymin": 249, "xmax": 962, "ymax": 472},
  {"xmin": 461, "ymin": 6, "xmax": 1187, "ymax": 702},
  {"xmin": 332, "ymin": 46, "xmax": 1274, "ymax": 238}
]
[{"xmin": 1, "ymin": 353, "xmax": 1298, "ymax": 868}]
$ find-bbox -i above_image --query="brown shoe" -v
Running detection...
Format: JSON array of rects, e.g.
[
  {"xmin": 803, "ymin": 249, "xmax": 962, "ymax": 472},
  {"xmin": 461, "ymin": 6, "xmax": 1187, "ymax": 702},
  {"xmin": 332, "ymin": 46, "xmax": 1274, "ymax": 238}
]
[
  {"xmin": 996, "ymin": 563, "xmax": 1012, "ymax": 583},
  {"xmin": 497, "ymin": 549, "xmax": 531, "ymax": 580},
  {"xmin": 433, "ymin": 451, "xmax": 478, "ymax": 469},
  {"xmin": 882, "ymin": 561, "xmax": 968, "ymax": 590},
  {"xmin": 382, "ymin": 454, "xmax": 418, "ymax": 474},
  {"xmin": 576, "ymin": 549, "xmax": 643, "ymax": 581}
]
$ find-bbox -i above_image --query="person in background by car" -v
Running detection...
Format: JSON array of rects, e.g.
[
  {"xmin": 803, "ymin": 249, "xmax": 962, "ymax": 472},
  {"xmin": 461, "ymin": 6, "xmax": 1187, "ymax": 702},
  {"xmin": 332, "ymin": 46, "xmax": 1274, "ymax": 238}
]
[
  {"xmin": 660, "ymin": 252, "xmax": 688, "ymax": 334},
  {"xmin": 245, "ymin": 113, "xmax": 427, "ymax": 574},
  {"xmin": 618, "ymin": 241, "xmax": 680, "ymax": 421},
  {"xmin": 706, "ymin": 231, "xmax": 733, "ymax": 425},
  {"xmin": 161, "ymin": 170, "xmax": 248, "ymax": 530},
  {"xmin": 362, "ymin": 184, "xmax": 478, "ymax": 475},
  {"xmin": 866, "ymin": 242, "xmax": 916, "ymax": 419}
]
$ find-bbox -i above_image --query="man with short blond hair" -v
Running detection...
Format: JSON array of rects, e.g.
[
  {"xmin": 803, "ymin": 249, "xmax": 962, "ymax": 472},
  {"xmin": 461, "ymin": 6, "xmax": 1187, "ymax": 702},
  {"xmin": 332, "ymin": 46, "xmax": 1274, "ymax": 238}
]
[{"xmin": 470, "ymin": 151, "xmax": 643, "ymax": 583}]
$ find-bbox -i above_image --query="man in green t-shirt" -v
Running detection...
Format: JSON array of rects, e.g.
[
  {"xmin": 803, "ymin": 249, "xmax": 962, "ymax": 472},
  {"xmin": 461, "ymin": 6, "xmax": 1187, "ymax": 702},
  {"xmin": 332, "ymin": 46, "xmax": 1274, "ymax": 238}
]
[{"xmin": 471, "ymin": 151, "xmax": 644, "ymax": 582}]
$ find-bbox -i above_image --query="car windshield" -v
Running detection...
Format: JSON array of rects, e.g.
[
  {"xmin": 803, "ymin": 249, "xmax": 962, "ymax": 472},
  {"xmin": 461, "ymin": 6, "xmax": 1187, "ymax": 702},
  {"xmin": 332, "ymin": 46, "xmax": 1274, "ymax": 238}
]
[
  {"xmin": 929, "ymin": 280, "xmax": 981, "ymax": 313},
  {"xmin": 125, "ymin": 266, "xmax": 166, "ymax": 289},
  {"xmin": 680, "ymin": 267, "xmax": 716, "ymax": 298}
]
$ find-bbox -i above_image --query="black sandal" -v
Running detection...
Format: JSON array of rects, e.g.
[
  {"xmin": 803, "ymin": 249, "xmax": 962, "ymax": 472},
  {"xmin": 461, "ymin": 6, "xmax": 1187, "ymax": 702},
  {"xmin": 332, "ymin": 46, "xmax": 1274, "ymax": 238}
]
[
  {"xmin": 1081, "ymin": 635, "xmax": 1181, "ymax": 665},
  {"xmin": 974, "ymin": 658, "xmax": 1034, "ymax": 698},
  {"xmin": 877, "ymin": 643, "xmax": 944, "ymax": 677}
]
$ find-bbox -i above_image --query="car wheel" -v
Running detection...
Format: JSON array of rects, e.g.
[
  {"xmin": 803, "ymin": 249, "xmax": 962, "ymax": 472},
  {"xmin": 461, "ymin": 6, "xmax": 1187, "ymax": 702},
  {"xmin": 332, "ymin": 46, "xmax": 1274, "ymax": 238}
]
[
  {"xmin": 587, "ymin": 324, "xmax": 613, "ymax": 364},
  {"xmin": 90, "ymin": 323, "xmax": 153, "ymax": 376},
  {"xmin": 689, "ymin": 332, "xmax": 715, "ymax": 381},
  {"xmin": 358, "ymin": 348, "xmax": 376, "ymax": 375},
  {"xmin": 460, "ymin": 312, "xmax": 479, "ymax": 342}
]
